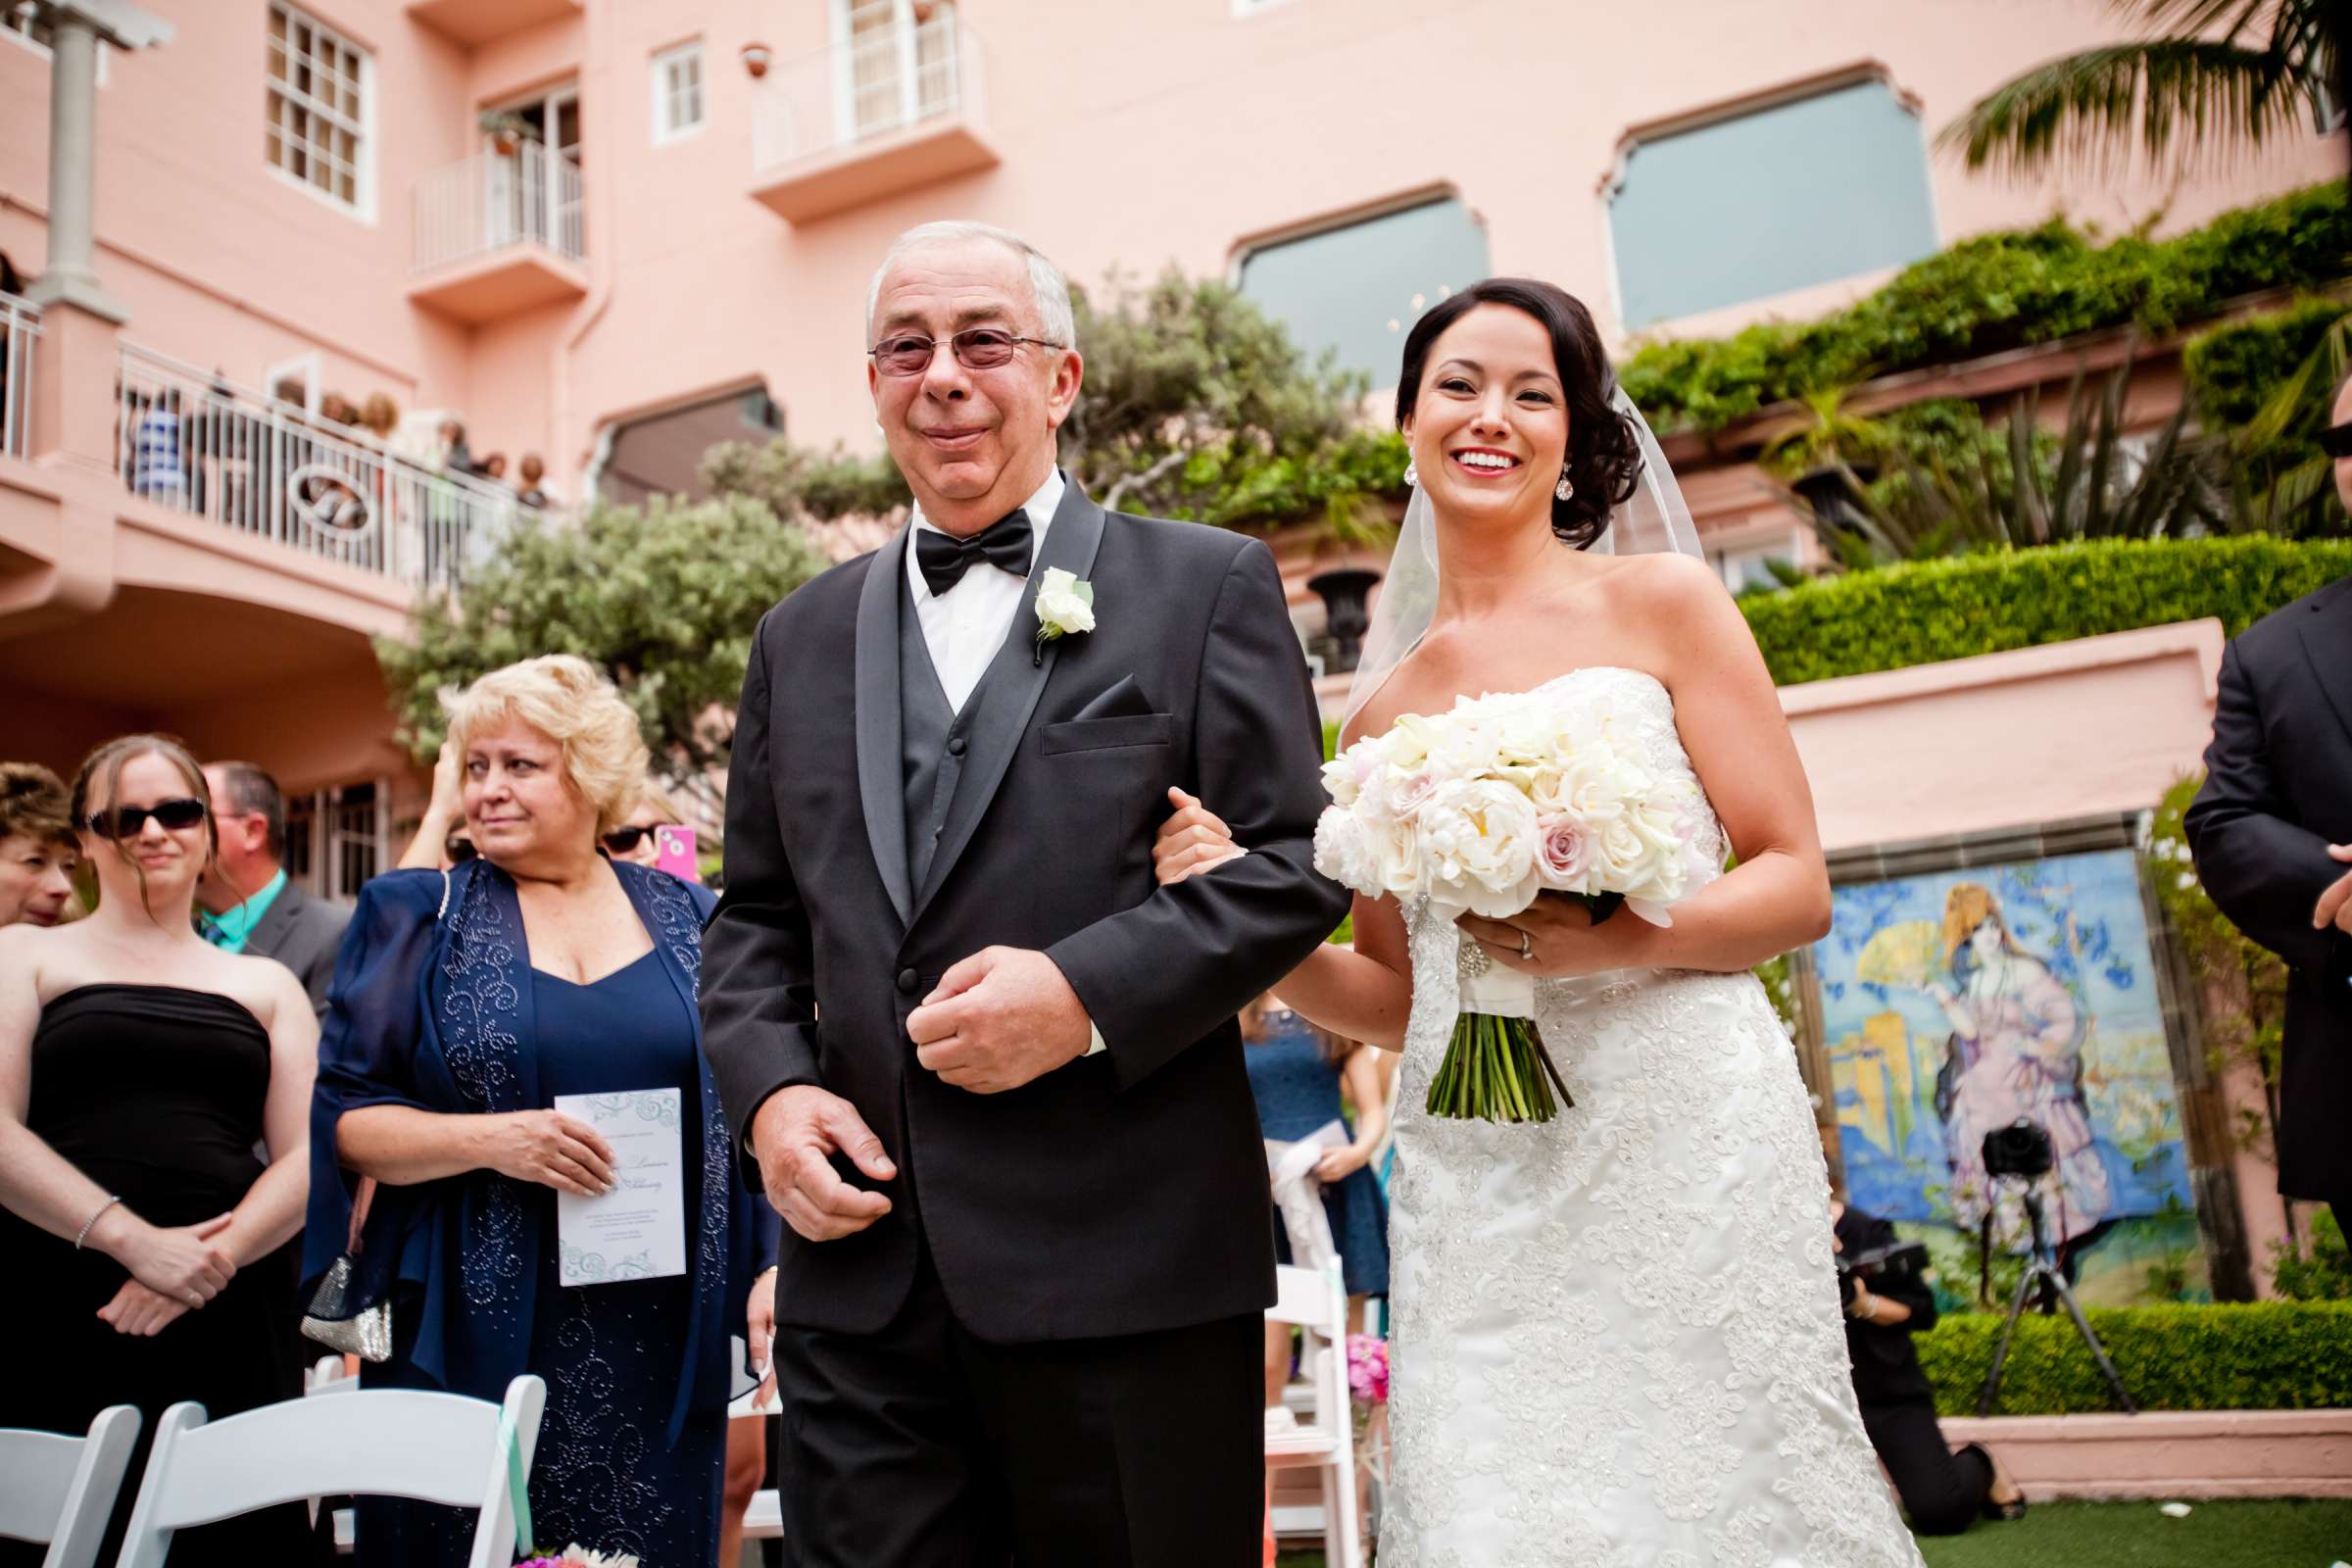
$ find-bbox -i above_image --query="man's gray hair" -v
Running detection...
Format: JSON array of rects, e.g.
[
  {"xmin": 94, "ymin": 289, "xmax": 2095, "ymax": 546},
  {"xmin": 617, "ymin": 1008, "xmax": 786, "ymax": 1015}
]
[{"xmin": 865, "ymin": 221, "xmax": 1076, "ymax": 351}]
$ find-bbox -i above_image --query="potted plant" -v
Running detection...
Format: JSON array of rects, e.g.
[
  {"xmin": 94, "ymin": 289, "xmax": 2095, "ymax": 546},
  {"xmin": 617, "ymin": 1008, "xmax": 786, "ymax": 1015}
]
[
  {"xmin": 1761, "ymin": 384, "xmax": 1891, "ymax": 538},
  {"xmin": 478, "ymin": 109, "xmax": 534, "ymax": 155}
]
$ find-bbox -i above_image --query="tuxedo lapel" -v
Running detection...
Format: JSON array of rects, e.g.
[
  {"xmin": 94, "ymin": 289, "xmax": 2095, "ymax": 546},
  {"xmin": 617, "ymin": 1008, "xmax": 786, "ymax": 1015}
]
[
  {"xmin": 856, "ymin": 528, "xmax": 915, "ymax": 929},
  {"xmin": 2295, "ymin": 574, "xmax": 2352, "ymax": 745},
  {"xmin": 911, "ymin": 484, "xmax": 1108, "ymax": 922}
]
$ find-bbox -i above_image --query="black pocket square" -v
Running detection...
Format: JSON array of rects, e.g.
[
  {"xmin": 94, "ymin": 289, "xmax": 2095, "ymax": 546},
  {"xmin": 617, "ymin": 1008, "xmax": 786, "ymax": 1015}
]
[{"xmin": 1071, "ymin": 674, "xmax": 1155, "ymax": 722}]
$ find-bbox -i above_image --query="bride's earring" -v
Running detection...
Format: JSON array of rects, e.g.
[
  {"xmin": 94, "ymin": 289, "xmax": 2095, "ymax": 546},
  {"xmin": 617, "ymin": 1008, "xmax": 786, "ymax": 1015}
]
[
  {"xmin": 1405, "ymin": 462, "xmax": 1419, "ymax": 488},
  {"xmin": 1555, "ymin": 466, "xmax": 1575, "ymax": 503}
]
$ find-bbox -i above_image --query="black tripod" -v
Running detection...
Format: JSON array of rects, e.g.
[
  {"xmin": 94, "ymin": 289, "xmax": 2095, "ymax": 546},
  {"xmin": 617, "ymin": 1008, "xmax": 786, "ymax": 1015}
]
[{"xmin": 1974, "ymin": 1179, "xmax": 2138, "ymax": 1416}]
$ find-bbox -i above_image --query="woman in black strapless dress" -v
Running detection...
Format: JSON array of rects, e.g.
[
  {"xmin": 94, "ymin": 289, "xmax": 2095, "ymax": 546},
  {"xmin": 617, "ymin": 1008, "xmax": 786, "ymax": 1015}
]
[{"xmin": 0, "ymin": 737, "xmax": 318, "ymax": 1566}]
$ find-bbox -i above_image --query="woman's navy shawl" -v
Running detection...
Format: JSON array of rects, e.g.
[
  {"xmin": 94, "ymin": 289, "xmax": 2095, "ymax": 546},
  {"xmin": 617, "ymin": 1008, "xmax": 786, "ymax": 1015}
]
[{"xmin": 302, "ymin": 858, "xmax": 769, "ymax": 1444}]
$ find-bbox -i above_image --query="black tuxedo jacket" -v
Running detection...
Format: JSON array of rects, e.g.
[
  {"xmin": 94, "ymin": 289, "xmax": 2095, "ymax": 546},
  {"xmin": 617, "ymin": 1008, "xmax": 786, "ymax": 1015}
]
[
  {"xmin": 2185, "ymin": 573, "xmax": 2352, "ymax": 1201},
  {"xmin": 701, "ymin": 481, "xmax": 1351, "ymax": 1342}
]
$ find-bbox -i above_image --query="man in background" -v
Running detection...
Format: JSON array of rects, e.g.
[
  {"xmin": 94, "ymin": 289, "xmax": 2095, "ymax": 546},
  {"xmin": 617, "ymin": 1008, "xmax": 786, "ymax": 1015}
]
[
  {"xmin": 198, "ymin": 760, "xmax": 349, "ymax": 1018},
  {"xmin": 2185, "ymin": 370, "xmax": 2352, "ymax": 1235}
]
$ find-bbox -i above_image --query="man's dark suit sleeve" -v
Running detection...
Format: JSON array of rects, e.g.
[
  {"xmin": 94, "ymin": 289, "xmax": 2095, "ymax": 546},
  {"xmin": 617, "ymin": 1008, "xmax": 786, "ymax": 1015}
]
[
  {"xmin": 2185, "ymin": 639, "xmax": 2347, "ymax": 974},
  {"xmin": 700, "ymin": 609, "xmax": 823, "ymax": 1168},
  {"xmin": 1047, "ymin": 539, "xmax": 1351, "ymax": 1091}
]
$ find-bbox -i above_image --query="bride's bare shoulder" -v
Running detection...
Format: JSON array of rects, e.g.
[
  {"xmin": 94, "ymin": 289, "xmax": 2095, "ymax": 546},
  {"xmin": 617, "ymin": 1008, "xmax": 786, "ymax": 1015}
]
[{"xmin": 1600, "ymin": 550, "xmax": 1727, "ymax": 606}]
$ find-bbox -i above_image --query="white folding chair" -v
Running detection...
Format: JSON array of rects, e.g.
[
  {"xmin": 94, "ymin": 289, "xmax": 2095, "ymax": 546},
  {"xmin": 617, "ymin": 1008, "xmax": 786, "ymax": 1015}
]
[
  {"xmin": 1264, "ymin": 1259, "xmax": 1363, "ymax": 1568},
  {"xmin": 0, "ymin": 1406, "xmax": 140, "ymax": 1568},
  {"xmin": 301, "ymin": 1355, "xmax": 362, "ymax": 1550},
  {"xmin": 723, "ymin": 1334, "xmax": 787, "ymax": 1543},
  {"xmin": 113, "ymin": 1375, "xmax": 544, "ymax": 1568}
]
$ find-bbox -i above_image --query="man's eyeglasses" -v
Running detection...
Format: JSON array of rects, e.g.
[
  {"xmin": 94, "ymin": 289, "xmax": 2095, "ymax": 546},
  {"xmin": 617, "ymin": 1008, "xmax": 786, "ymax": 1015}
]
[
  {"xmin": 868, "ymin": 327, "xmax": 1064, "ymax": 378},
  {"xmin": 2321, "ymin": 420, "xmax": 2352, "ymax": 461},
  {"xmin": 602, "ymin": 825, "xmax": 661, "ymax": 855},
  {"xmin": 80, "ymin": 798, "xmax": 209, "ymax": 840}
]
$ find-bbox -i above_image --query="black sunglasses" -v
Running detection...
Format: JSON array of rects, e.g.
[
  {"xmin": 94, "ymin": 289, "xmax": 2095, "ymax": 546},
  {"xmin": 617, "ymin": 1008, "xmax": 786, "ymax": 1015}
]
[
  {"xmin": 80, "ymin": 797, "xmax": 208, "ymax": 840},
  {"xmin": 602, "ymin": 825, "xmax": 660, "ymax": 854},
  {"xmin": 444, "ymin": 834, "xmax": 478, "ymax": 864},
  {"xmin": 2321, "ymin": 420, "xmax": 2352, "ymax": 461},
  {"xmin": 868, "ymin": 326, "xmax": 1063, "ymax": 378}
]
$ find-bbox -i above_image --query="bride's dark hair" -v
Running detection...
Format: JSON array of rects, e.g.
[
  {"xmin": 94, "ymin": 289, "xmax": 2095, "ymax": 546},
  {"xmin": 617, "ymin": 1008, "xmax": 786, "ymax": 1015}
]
[{"xmin": 1393, "ymin": 278, "xmax": 1643, "ymax": 549}]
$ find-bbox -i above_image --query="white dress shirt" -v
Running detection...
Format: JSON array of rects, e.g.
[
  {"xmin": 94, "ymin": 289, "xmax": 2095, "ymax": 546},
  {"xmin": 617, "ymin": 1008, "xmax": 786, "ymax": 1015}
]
[
  {"xmin": 905, "ymin": 466, "xmax": 1065, "ymax": 713},
  {"xmin": 901, "ymin": 466, "xmax": 1103, "ymax": 1057}
]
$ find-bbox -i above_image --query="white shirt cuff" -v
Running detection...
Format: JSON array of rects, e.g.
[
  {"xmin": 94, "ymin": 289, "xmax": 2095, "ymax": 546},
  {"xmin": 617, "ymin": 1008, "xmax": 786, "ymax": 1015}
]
[{"xmin": 1084, "ymin": 1021, "xmax": 1107, "ymax": 1057}]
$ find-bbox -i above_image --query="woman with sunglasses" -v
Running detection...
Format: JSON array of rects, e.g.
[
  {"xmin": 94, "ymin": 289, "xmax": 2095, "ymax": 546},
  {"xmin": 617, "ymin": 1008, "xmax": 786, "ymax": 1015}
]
[
  {"xmin": 603, "ymin": 780, "xmax": 683, "ymax": 869},
  {"xmin": 307, "ymin": 658, "xmax": 774, "ymax": 1567},
  {"xmin": 0, "ymin": 735, "xmax": 318, "ymax": 1565}
]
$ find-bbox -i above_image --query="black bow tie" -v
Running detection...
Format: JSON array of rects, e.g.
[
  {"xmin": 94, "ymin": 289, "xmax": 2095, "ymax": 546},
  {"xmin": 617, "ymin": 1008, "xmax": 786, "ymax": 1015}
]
[{"xmin": 916, "ymin": 510, "xmax": 1033, "ymax": 597}]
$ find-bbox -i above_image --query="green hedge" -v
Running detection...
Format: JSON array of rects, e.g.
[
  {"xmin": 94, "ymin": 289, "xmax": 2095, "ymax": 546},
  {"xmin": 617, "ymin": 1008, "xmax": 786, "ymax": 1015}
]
[
  {"xmin": 1920, "ymin": 1301, "xmax": 2352, "ymax": 1417},
  {"xmin": 1622, "ymin": 182, "xmax": 2352, "ymax": 435},
  {"xmin": 1740, "ymin": 537, "xmax": 2352, "ymax": 687}
]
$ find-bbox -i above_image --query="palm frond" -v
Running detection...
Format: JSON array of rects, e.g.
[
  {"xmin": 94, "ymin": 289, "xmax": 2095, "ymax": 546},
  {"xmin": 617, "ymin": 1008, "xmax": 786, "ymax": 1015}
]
[{"xmin": 1941, "ymin": 38, "xmax": 2320, "ymax": 180}]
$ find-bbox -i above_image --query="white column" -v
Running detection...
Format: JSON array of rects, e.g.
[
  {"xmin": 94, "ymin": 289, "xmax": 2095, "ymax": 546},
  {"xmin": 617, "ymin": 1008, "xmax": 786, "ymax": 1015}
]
[{"xmin": 24, "ymin": 1, "xmax": 175, "ymax": 322}]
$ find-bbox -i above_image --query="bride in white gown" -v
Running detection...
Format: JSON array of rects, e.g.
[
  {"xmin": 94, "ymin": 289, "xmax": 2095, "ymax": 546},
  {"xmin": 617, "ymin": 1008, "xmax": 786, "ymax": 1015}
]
[{"xmin": 1154, "ymin": 279, "xmax": 1926, "ymax": 1565}]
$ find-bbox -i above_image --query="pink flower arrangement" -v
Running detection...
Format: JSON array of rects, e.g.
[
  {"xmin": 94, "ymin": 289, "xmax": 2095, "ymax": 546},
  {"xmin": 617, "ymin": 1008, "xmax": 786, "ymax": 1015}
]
[
  {"xmin": 1346, "ymin": 1333, "xmax": 1389, "ymax": 1405},
  {"xmin": 517, "ymin": 1549, "xmax": 637, "ymax": 1568}
]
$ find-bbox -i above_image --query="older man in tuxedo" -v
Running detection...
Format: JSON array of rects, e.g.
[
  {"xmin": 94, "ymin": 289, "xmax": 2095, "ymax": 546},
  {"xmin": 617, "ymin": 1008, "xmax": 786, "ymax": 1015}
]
[
  {"xmin": 701, "ymin": 221, "xmax": 1348, "ymax": 1566},
  {"xmin": 2185, "ymin": 371, "xmax": 2352, "ymax": 1233}
]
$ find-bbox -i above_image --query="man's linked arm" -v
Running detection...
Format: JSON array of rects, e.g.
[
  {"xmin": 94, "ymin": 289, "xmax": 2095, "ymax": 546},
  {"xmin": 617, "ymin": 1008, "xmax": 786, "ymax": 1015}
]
[{"xmin": 1046, "ymin": 539, "xmax": 1351, "ymax": 1090}]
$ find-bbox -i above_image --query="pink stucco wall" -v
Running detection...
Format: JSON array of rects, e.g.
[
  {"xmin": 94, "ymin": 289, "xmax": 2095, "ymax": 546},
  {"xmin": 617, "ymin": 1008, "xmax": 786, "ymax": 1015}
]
[
  {"xmin": 2, "ymin": 0, "xmax": 2338, "ymax": 493},
  {"xmin": 1781, "ymin": 620, "xmax": 2226, "ymax": 855}
]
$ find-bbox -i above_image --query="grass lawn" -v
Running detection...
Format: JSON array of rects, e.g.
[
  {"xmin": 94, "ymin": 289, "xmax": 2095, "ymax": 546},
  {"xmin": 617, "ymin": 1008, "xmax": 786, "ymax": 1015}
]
[
  {"xmin": 1914, "ymin": 1499, "xmax": 2352, "ymax": 1568},
  {"xmin": 1278, "ymin": 1499, "xmax": 2352, "ymax": 1568}
]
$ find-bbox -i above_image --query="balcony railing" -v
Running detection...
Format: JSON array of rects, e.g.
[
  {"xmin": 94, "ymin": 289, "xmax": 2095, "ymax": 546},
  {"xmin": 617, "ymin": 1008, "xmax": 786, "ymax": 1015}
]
[
  {"xmin": 114, "ymin": 344, "xmax": 538, "ymax": 593},
  {"xmin": 1, "ymin": 293, "xmax": 36, "ymax": 459},
  {"xmin": 413, "ymin": 140, "xmax": 585, "ymax": 274},
  {"xmin": 750, "ymin": 13, "xmax": 996, "ymax": 221}
]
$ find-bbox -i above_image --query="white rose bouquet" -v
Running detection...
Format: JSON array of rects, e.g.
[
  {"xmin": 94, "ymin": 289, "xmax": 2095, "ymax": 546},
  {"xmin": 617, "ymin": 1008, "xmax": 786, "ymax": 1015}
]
[{"xmin": 1313, "ymin": 686, "xmax": 1706, "ymax": 1122}]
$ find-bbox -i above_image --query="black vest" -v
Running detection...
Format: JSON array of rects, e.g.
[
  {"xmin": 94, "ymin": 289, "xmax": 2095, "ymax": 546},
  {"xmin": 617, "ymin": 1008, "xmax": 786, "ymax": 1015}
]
[{"xmin": 899, "ymin": 569, "xmax": 990, "ymax": 898}]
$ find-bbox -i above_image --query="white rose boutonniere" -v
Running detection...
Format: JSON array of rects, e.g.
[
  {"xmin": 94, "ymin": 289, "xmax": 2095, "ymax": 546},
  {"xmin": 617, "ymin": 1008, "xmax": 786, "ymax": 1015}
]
[{"xmin": 1033, "ymin": 566, "xmax": 1097, "ymax": 664}]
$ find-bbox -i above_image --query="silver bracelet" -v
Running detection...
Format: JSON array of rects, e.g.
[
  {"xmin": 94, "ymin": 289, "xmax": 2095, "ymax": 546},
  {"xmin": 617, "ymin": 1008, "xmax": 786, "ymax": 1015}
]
[{"xmin": 74, "ymin": 1194, "xmax": 123, "ymax": 1250}]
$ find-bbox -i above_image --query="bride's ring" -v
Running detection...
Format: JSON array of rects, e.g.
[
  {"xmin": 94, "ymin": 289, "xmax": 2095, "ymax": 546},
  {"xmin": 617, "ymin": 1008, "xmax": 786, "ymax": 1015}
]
[{"xmin": 1517, "ymin": 929, "xmax": 1533, "ymax": 961}]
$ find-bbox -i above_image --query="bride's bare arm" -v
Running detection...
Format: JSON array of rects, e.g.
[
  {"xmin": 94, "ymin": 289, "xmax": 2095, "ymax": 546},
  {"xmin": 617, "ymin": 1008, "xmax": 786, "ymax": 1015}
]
[
  {"xmin": 1467, "ymin": 557, "xmax": 1830, "ymax": 978},
  {"xmin": 1153, "ymin": 790, "xmax": 1412, "ymax": 1048}
]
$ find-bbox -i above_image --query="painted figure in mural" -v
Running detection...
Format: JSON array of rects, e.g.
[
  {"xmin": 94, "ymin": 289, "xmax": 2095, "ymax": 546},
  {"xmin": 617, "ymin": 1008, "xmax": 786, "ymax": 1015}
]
[{"xmin": 1925, "ymin": 882, "xmax": 2111, "ymax": 1250}]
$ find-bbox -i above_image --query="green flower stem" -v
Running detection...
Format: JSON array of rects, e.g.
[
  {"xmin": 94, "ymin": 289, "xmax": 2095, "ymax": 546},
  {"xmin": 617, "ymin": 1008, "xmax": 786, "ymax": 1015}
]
[{"xmin": 1425, "ymin": 1013, "xmax": 1565, "ymax": 1124}]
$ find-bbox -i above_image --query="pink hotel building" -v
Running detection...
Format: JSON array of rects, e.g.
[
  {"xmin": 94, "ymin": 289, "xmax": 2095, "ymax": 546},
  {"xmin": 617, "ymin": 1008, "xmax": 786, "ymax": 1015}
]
[{"xmin": 0, "ymin": 0, "xmax": 2337, "ymax": 893}]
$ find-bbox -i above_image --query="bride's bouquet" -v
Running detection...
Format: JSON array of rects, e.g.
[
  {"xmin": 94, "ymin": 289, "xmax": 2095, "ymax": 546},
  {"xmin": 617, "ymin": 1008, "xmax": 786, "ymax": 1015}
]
[{"xmin": 1314, "ymin": 686, "xmax": 1710, "ymax": 1123}]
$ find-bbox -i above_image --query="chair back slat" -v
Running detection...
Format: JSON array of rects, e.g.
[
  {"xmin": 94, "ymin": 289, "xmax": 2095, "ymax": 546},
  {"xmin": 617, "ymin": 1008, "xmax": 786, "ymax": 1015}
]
[
  {"xmin": 115, "ymin": 1377, "xmax": 543, "ymax": 1568},
  {"xmin": 0, "ymin": 1406, "xmax": 139, "ymax": 1568},
  {"xmin": 1268, "ymin": 1261, "xmax": 1345, "ymax": 1333},
  {"xmin": 0, "ymin": 1431, "xmax": 88, "ymax": 1544}
]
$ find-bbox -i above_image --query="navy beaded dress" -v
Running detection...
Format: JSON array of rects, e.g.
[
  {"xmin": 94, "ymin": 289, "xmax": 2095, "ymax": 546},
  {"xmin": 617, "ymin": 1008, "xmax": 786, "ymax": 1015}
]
[{"xmin": 311, "ymin": 860, "xmax": 770, "ymax": 1568}]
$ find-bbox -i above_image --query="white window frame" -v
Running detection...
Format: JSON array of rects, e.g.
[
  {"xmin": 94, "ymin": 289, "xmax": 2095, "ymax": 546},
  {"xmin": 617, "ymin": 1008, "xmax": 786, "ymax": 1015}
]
[
  {"xmin": 1600, "ymin": 66, "xmax": 1939, "ymax": 330},
  {"xmin": 265, "ymin": 0, "xmax": 376, "ymax": 222},
  {"xmin": 286, "ymin": 778, "xmax": 388, "ymax": 904},
  {"xmin": 262, "ymin": 351, "xmax": 322, "ymax": 414},
  {"xmin": 651, "ymin": 38, "xmax": 706, "ymax": 145},
  {"xmin": 1708, "ymin": 523, "xmax": 1808, "ymax": 593},
  {"xmin": 1232, "ymin": 0, "xmax": 1298, "ymax": 15}
]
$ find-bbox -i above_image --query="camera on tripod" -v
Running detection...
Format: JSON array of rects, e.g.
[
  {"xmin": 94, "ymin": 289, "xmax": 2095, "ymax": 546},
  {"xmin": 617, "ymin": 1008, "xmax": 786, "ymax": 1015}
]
[
  {"xmin": 1981, "ymin": 1119, "xmax": 2055, "ymax": 1181},
  {"xmin": 1970, "ymin": 1116, "xmax": 2138, "ymax": 1416}
]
